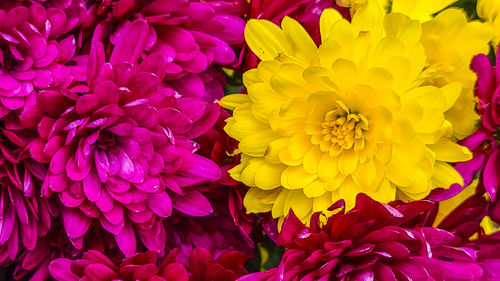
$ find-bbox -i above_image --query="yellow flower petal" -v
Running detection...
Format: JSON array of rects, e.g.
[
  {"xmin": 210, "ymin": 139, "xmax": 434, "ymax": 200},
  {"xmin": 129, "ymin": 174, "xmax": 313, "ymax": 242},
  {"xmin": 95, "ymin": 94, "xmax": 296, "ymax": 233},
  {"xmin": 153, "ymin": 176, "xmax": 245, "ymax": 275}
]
[
  {"xmin": 428, "ymin": 138, "xmax": 472, "ymax": 163},
  {"xmin": 303, "ymin": 179, "xmax": 327, "ymax": 198},
  {"xmin": 281, "ymin": 166, "xmax": 317, "ymax": 190},
  {"xmin": 320, "ymin": 8, "xmax": 343, "ymax": 42},
  {"xmin": 255, "ymin": 162, "xmax": 286, "ymax": 190},
  {"xmin": 239, "ymin": 129, "xmax": 278, "ymax": 157},
  {"xmin": 338, "ymin": 149, "xmax": 359, "ymax": 175},
  {"xmin": 245, "ymin": 19, "xmax": 292, "ymax": 61},
  {"xmin": 282, "ymin": 16, "xmax": 318, "ymax": 64},
  {"xmin": 218, "ymin": 94, "xmax": 251, "ymax": 111},
  {"xmin": 432, "ymin": 161, "xmax": 464, "ymax": 188}
]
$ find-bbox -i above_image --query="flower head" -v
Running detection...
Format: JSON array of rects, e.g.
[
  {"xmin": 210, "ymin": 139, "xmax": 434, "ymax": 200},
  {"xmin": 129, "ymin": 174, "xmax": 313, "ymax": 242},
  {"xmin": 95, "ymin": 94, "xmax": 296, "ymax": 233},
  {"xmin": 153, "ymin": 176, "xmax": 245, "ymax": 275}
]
[
  {"xmin": 49, "ymin": 248, "xmax": 248, "ymax": 281},
  {"xmin": 0, "ymin": 1, "xmax": 85, "ymax": 117},
  {"xmin": 240, "ymin": 194, "xmax": 500, "ymax": 281},
  {"xmin": 220, "ymin": 8, "xmax": 472, "ymax": 225},
  {"xmin": 20, "ymin": 20, "xmax": 221, "ymax": 256},
  {"xmin": 82, "ymin": 0, "xmax": 246, "ymax": 102}
]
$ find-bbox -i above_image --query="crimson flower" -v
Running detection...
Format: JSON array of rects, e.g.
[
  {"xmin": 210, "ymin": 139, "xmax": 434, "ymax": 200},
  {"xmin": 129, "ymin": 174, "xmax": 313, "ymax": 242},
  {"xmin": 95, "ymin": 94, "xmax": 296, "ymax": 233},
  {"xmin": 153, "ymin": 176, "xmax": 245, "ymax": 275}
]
[
  {"xmin": 49, "ymin": 248, "xmax": 248, "ymax": 281},
  {"xmin": 240, "ymin": 194, "xmax": 500, "ymax": 281}
]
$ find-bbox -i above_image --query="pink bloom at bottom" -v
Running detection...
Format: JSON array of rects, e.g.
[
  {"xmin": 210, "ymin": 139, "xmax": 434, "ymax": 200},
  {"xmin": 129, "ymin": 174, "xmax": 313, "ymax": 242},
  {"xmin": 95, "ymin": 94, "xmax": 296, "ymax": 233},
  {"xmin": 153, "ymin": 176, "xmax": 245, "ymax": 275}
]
[
  {"xmin": 49, "ymin": 248, "xmax": 248, "ymax": 281},
  {"xmin": 13, "ymin": 220, "xmax": 120, "ymax": 281}
]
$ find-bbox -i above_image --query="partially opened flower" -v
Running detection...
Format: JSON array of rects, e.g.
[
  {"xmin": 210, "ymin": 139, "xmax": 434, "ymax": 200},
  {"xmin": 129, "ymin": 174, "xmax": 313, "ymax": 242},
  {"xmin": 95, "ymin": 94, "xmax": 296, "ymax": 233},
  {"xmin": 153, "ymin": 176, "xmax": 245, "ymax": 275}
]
[
  {"xmin": 0, "ymin": 121, "xmax": 52, "ymax": 265},
  {"xmin": 0, "ymin": 1, "xmax": 85, "ymax": 117},
  {"xmin": 220, "ymin": 8, "xmax": 472, "ymax": 225},
  {"xmin": 455, "ymin": 47, "xmax": 500, "ymax": 223},
  {"xmin": 239, "ymin": 194, "xmax": 500, "ymax": 281},
  {"xmin": 49, "ymin": 248, "xmax": 248, "ymax": 281},
  {"xmin": 20, "ymin": 19, "xmax": 221, "ymax": 256}
]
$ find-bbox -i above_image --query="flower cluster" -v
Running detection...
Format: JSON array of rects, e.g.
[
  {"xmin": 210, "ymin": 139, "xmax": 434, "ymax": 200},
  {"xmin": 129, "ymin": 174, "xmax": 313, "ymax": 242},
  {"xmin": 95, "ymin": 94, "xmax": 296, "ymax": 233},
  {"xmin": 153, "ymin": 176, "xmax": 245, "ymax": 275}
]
[
  {"xmin": 0, "ymin": 0, "xmax": 498, "ymax": 280},
  {"xmin": 240, "ymin": 194, "xmax": 500, "ymax": 281}
]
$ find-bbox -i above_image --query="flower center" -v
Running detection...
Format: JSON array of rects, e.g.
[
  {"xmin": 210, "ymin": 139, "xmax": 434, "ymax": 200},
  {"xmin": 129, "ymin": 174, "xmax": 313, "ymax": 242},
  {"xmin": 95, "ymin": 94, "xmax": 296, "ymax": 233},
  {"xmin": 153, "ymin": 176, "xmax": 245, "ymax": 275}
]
[
  {"xmin": 318, "ymin": 101, "xmax": 368, "ymax": 156},
  {"xmin": 97, "ymin": 131, "xmax": 117, "ymax": 149}
]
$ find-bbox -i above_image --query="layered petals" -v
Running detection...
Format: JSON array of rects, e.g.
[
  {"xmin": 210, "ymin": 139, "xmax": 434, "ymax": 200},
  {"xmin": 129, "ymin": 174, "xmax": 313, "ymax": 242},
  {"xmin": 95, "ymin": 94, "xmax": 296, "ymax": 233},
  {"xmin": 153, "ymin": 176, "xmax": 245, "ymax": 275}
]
[
  {"xmin": 21, "ymin": 22, "xmax": 221, "ymax": 256},
  {"xmin": 221, "ymin": 8, "xmax": 473, "ymax": 225}
]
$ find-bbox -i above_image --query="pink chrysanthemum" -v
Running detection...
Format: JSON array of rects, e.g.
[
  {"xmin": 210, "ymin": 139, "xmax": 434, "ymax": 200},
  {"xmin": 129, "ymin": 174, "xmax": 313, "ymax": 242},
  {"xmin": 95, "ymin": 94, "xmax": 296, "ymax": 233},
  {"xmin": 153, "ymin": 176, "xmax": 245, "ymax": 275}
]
[
  {"xmin": 20, "ymin": 19, "xmax": 221, "ymax": 256},
  {"xmin": 81, "ymin": 0, "xmax": 246, "ymax": 102},
  {"xmin": 0, "ymin": 119, "xmax": 52, "ymax": 265},
  {"xmin": 49, "ymin": 248, "xmax": 248, "ymax": 281},
  {"xmin": 240, "ymin": 194, "xmax": 499, "ymax": 281},
  {"xmin": 0, "ymin": 1, "xmax": 86, "ymax": 117},
  {"xmin": 454, "ymin": 47, "xmax": 500, "ymax": 223}
]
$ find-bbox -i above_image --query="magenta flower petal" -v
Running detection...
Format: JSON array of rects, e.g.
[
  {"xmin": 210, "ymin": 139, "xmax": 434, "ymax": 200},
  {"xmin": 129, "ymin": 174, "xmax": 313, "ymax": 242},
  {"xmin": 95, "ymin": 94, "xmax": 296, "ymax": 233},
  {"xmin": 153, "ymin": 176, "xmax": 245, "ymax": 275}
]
[
  {"xmin": 483, "ymin": 150, "xmax": 500, "ymax": 201},
  {"xmin": 62, "ymin": 208, "xmax": 91, "ymax": 239},
  {"xmin": 172, "ymin": 189, "xmax": 213, "ymax": 217}
]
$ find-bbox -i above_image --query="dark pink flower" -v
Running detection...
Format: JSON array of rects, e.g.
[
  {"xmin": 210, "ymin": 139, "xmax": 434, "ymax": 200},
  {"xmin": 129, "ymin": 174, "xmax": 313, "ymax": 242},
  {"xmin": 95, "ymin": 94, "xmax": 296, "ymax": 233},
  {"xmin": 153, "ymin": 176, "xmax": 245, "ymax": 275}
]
[
  {"xmin": 453, "ymin": 47, "xmax": 500, "ymax": 223},
  {"xmin": 0, "ymin": 1, "xmax": 86, "ymax": 117},
  {"xmin": 165, "ymin": 199, "xmax": 254, "ymax": 266},
  {"xmin": 239, "ymin": 194, "xmax": 499, "ymax": 281},
  {"xmin": 12, "ymin": 220, "xmax": 119, "ymax": 281},
  {"xmin": 20, "ymin": 20, "xmax": 221, "ymax": 257},
  {"xmin": 0, "ymin": 117, "xmax": 52, "ymax": 265},
  {"xmin": 81, "ymin": 0, "xmax": 246, "ymax": 102},
  {"xmin": 49, "ymin": 248, "xmax": 248, "ymax": 281}
]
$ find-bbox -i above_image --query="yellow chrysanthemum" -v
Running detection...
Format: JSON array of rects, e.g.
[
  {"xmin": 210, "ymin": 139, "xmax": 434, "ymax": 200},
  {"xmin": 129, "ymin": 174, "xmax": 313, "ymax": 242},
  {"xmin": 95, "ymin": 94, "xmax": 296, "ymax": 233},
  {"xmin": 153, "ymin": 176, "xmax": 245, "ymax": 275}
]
[
  {"xmin": 220, "ymin": 8, "xmax": 474, "ymax": 225},
  {"xmin": 419, "ymin": 9, "xmax": 492, "ymax": 139},
  {"xmin": 477, "ymin": 0, "xmax": 500, "ymax": 45},
  {"xmin": 340, "ymin": 0, "xmax": 493, "ymax": 139}
]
